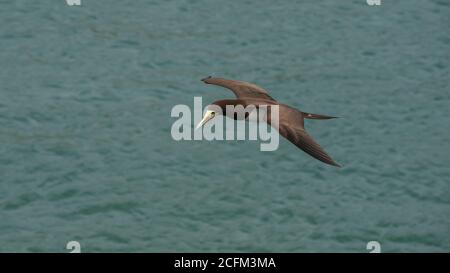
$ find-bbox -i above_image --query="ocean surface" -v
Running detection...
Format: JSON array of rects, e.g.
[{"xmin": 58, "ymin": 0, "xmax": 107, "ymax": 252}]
[{"xmin": 0, "ymin": 0, "xmax": 449, "ymax": 252}]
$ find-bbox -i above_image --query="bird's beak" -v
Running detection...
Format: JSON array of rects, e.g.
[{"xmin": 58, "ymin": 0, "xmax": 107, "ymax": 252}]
[{"xmin": 196, "ymin": 110, "xmax": 215, "ymax": 130}]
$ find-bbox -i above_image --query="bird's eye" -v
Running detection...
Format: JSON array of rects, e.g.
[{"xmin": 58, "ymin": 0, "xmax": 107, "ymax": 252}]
[{"xmin": 210, "ymin": 112, "xmax": 215, "ymax": 116}]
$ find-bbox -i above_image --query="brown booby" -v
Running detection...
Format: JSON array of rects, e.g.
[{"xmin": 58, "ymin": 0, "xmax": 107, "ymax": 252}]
[{"xmin": 197, "ymin": 76, "xmax": 341, "ymax": 167}]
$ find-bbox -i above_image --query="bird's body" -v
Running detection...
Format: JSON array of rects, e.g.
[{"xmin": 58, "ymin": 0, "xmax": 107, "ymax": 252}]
[{"xmin": 198, "ymin": 76, "xmax": 341, "ymax": 167}]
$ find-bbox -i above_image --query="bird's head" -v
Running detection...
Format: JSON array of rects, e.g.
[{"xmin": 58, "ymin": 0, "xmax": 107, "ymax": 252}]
[
  {"xmin": 196, "ymin": 99, "xmax": 249, "ymax": 129},
  {"xmin": 195, "ymin": 103, "xmax": 223, "ymax": 130}
]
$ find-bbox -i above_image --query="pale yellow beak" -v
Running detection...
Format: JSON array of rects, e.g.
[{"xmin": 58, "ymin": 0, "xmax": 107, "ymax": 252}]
[{"xmin": 196, "ymin": 110, "xmax": 215, "ymax": 130}]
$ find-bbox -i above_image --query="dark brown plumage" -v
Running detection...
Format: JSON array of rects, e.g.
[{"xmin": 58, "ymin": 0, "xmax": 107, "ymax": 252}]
[
  {"xmin": 202, "ymin": 76, "xmax": 276, "ymax": 101},
  {"xmin": 200, "ymin": 76, "xmax": 341, "ymax": 167}
]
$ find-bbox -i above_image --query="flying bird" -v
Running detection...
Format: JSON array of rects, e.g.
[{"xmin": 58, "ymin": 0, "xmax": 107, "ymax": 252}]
[{"xmin": 197, "ymin": 76, "xmax": 341, "ymax": 167}]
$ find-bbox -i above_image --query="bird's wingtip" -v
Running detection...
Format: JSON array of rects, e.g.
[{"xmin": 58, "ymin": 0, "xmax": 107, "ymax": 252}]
[
  {"xmin": 333, "ymin": 162, "xmax": 342, "ymax": 168},
  {"xmin": 201, "ymin": 76, "xmax": 213, "ymax": 82}
]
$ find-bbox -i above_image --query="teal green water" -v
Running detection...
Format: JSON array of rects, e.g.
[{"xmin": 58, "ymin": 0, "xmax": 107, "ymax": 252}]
[{"xmin": 0, "ymin": 0, "xmax": 449, "ymax": 252}]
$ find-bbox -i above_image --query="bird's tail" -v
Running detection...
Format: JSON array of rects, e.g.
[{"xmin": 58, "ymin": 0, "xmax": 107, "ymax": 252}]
[{"xmin": 302, "ymin": 112, "xmax": 338, "ymax": 120}]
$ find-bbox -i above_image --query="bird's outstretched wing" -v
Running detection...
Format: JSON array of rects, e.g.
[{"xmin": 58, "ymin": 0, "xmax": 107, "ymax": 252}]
[
  {"xmin": 278, "ymin": 125, "xmax": 340, "ymax": 167},
  {"xmin": 201, "ymin": 76, "xmax": 276, "ymax": 101},
  {"xmin": 273, "ymin": 104, "xmax": 340, "ymax": 167}
]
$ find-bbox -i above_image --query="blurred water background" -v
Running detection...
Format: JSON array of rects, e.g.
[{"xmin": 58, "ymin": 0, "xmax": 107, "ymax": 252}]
[{"xmin": 0, "ymin": 0, "xmax": 449, "ymax": 252}]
